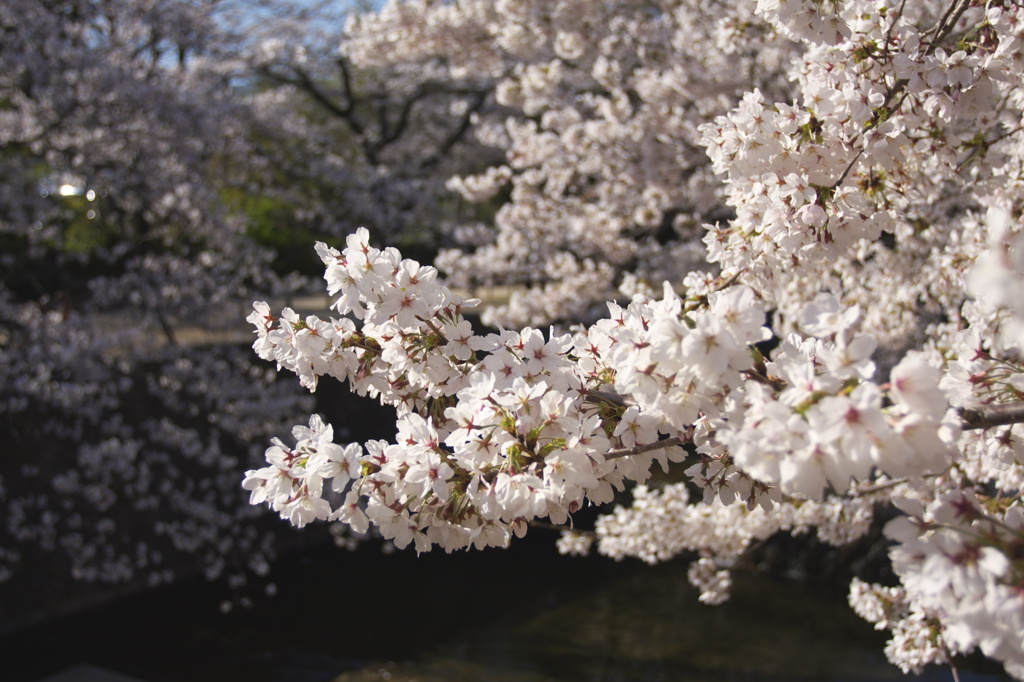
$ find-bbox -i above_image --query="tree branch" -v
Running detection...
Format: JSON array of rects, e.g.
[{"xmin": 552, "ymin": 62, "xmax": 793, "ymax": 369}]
[
  {"xmin": 959, "ymin": 403, "xmax": 1024, "ymax": 431},
  {"xmin": 259, "ymin": 64, "xmax": 359, "ymax": 126},
  {"xmin": 371, "ymin": 81, "xmax": 491, "ymax": 158},
  {"xmin": 421, "ymin": 89, "xmax": 491, "ymax": 169},
  {"xmin": 605, "ymin": 436, "xmax": 686, "ymax": 460}
]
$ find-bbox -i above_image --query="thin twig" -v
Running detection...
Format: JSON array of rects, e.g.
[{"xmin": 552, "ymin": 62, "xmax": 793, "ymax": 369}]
[
  {"xmin": 831, "ymin": 147, "xmax": 866, "ymax": 190},
  {"xmin": 926, "ymin": 0, "xmax": 968, "ymax": 48},
  {"xmin": 882, "ymin": 0, "xmax": 908, "ymax": 58},
  {"xmin": 418, "ymin": 316, "xmax": 450, "ymax": 344}
]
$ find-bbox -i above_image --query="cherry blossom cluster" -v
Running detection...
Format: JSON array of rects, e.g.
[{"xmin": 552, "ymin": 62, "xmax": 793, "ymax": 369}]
[
  {"xmin": 559, "ymin": 481, "xmax": 874, "ymax": 605},
  {"xmin": 248, "ymin": 228, "xmax": 777, "ymax": 550},
  {"xmin": 336, "ymin": 0, "xmax": 802, "ymax": 327},
  {"xmin": 848, "ymin": 578, "xmax": 949, "ymax": 674},
  {"xmin": 884, "ymin": 491, "xmax": 1024, "ymax": 677},
  {"xmin": 701, "ymin": 0, "xmax": 1024, "ymax": 345},
  {"xmin": 716, "ymin": 301, "xmax": 957, "ymax": 499}
]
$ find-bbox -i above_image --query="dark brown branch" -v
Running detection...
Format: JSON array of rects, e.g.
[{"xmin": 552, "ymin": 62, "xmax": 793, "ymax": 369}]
[
  {"xmin": 371, "ymin": 81, "xmax": 491, "ymax": 158},
  {"xmin": 959, "ymin": 403, "xmax": 1024, "ymax": 431},
  {"xmin": 259, "ymin": 65, "xmax": 358, "ymax": 123},
  {"xmin": 336, "ymin": 57, "xmax": 357, "ymax": 116},
  {"xmin": 421, "ymin": 89, "xmax": 491, "ymax": 169},
  {"xmin": 259, "ymin": 60, "xmax": 378, "ymax": 161},
  {"xmin": 417, "ymin": 316, "xmax": 449, "ymax": 345},
  {"xmin": 926, "ymin": 0, "xmax": 972, "ymax": 53},
  {"xmin": 269, "ymin": 58, "xmax": 491, "ymax": 166}
]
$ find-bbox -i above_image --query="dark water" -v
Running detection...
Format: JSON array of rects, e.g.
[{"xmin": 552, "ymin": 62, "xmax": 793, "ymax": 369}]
[{"xmin": 0, "ymin": 534, "xmax": 1011, "ymax": 682}]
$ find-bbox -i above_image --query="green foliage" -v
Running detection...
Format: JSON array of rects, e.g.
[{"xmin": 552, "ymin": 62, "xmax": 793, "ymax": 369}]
[
  {"xmin": 59, "ymin": 195, "xmax": 112, "ymax": 253},
  {"xmin": 220, "ymin": 186, "xmax": 327, "ymax": 277}
]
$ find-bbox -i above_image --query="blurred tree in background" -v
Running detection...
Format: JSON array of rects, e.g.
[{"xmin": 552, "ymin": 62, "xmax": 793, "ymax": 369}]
[
  {"xmin": 0, "ymin": 0, "xmax": 524, "ymax": 627},
  {"xmin": 0, "ymin": 0, "xmax": 449, "ymax": 625}
]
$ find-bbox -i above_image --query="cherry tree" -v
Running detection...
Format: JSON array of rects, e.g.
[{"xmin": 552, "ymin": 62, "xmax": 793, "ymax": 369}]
[
  {"xmin": 238, "ymin": 0, "xmax": 508, "ymax": 256},
  {"xmin": 247, "ymin": 0, "xmax": 1024, "ymax": 678},
  {"xmin": 328, "ymin": 0, "xmax": 802, "ymax": 327},
  {"xmin": 0, "ymin": 0, "xmax": 321, "ymax": 617}
]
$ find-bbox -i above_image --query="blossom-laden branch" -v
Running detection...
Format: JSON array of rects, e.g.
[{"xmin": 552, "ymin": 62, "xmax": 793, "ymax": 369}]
[{"xmin": 244, "ymin": 224, "xmax": 1004, "ymax": 548}]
